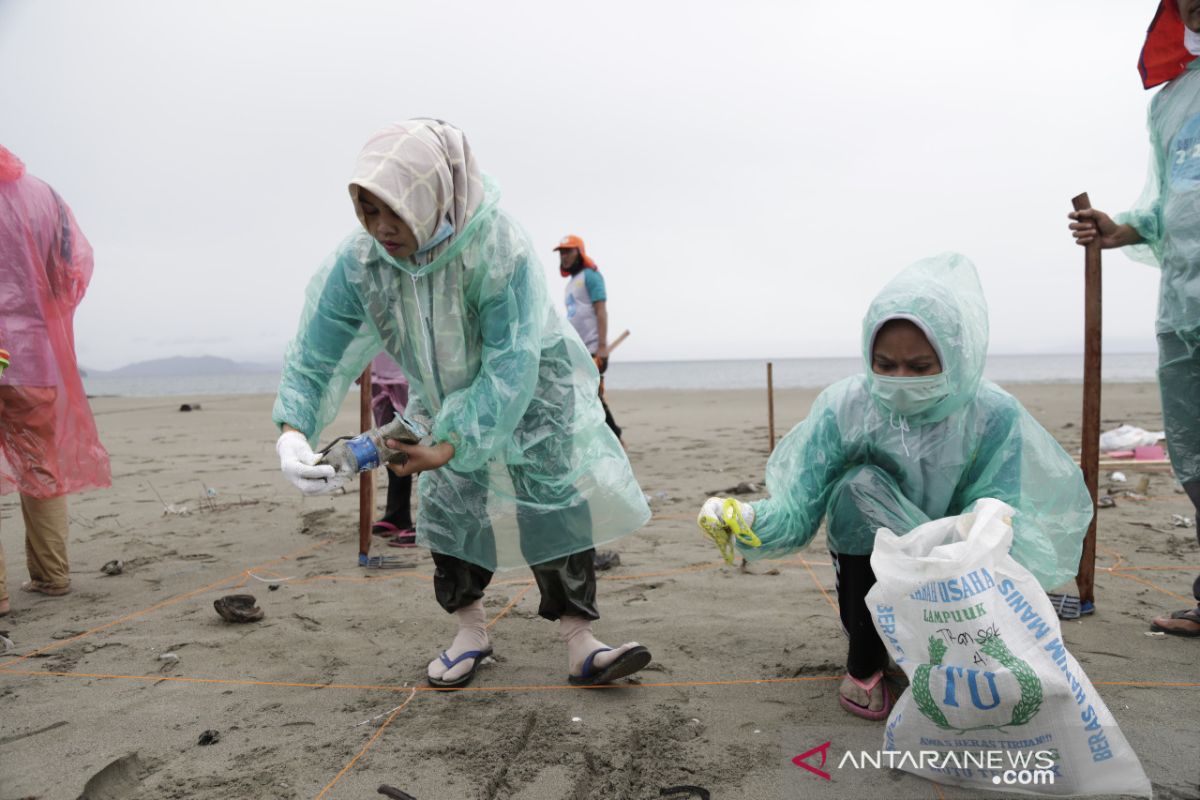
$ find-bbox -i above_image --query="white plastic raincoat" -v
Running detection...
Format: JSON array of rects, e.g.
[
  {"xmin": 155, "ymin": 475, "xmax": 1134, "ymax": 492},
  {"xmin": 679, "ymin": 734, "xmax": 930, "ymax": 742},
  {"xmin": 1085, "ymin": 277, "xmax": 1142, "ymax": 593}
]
[
  {"xmin": 273, "ymin": 121, "xmax": 648, "ymax": 570},
  {"xmin": 743, "ymin": 253, "xmax": 1092, "ymax": 590}
]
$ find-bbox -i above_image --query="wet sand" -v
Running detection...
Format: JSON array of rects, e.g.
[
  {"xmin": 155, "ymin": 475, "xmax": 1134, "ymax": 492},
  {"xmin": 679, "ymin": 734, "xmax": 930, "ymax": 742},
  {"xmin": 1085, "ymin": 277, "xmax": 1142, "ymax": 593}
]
[{"xmin": 0, "ymin": 382, "xmax": 1196, "ymax": 799}]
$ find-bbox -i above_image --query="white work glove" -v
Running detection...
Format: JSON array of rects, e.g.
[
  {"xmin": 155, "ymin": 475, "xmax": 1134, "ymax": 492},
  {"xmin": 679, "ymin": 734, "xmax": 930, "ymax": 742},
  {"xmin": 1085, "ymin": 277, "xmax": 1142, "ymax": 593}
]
[
  {"xmin": 276, "ymin": 430, "xmax": 340, "ymax": 496},
  {"xmin": 697, "ymin": 496, "xmax": 759, "ymax": 565}
]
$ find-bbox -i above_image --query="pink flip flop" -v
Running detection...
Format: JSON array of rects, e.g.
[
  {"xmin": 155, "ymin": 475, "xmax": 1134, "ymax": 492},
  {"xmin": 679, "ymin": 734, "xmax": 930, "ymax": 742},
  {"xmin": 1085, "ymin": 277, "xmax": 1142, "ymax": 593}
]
[
  {"xmin": 386, "ymin": 529, "xmax": 417, "ymax": 548},
  {"xmin": 372, "ymin": 521, "xmax": 400, "ymax": 536},
  {"xmin": 838, "ymin": 671, "xmax": 892, "ymax": 721}
]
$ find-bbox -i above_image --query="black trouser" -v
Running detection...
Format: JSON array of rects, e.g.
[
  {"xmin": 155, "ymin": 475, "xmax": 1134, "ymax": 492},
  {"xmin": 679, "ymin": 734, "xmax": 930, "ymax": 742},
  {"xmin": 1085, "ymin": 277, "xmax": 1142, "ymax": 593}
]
[
  {"xmin": 830, "ymin": 552, "xmax": 889, "ymax": 680},
  {"xmin": 380, "ymin": 470, "xmax": 413, "ymax": 530},
  {"xmin": 432, "ymin": 548, "xmax": 599, "ymax": 621},
  {"xmin": 426, "ymin": 337, "xmax": 600, "ymax": 622},
  {"xmin": 425, "ymin": 458, "xmax": 599, "ymax": 621},
  {"xmin": 826, "ymin": 465, "xmax": 930, "ymax": 680},
  {"xmin": 601, "ymin": 392, "xmax": 622, "ymax": 440},
  {"xmin": 597, "ymin": 373, "xmax": 622, "ymax": 440}
]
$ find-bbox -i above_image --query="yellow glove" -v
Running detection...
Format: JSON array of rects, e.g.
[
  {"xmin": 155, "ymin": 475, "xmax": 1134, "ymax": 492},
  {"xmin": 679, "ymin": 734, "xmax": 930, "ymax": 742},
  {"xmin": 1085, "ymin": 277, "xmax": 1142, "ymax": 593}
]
[{"xmin": 697, "ymin": 497, "xmax": 761, "ymax": 565}]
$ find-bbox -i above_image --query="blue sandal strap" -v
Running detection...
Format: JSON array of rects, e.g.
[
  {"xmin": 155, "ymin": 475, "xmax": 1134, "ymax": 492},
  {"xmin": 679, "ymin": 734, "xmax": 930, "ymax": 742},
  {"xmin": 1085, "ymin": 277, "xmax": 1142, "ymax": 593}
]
[
  {"xmin": 578, "ymin": 646, "xmax": 613, "ymax": 678},
  {"xmin": 439, "ymin": 649, "xmax": 487, "ymax": 670}
]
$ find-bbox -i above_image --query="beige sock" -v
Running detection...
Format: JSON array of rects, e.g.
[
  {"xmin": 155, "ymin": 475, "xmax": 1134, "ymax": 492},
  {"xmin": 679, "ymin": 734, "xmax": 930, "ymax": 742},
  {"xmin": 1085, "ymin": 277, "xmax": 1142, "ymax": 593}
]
[
  {"xmin": 558, "ymin": 615, "xmax": 640, "ymax": 676},
  {"xmin": 427, "ymin": 599, "xmax": 490, "ymax": 682}
]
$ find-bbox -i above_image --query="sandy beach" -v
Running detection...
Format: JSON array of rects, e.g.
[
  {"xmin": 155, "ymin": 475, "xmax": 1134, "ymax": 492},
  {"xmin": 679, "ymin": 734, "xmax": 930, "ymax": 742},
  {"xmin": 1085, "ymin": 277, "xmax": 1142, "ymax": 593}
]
[{"xmin": 0, "ymin": 382, "xmax": 1196, "ymax": 800}]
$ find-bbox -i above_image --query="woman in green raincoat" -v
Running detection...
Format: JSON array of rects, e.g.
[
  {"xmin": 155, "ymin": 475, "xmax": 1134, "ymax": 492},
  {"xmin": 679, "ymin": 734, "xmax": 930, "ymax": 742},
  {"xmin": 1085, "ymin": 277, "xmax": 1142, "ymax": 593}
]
[
  {"xmin": 273, "ymin": 120, "xmax": 651, "ymax": 688},
  {"xmin": 698, "ymin": 253, "xmax": 1092, "ymax": 720},
  {"xmin": 1067, "ymin": 0, "xmax": 1200, "ymax": 637}
]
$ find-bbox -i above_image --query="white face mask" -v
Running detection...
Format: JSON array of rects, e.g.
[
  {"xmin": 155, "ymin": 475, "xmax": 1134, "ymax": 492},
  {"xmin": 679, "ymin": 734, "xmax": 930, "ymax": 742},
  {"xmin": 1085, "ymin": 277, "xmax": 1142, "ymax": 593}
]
[
  {"xmin": 1186, "ymin": 27, "xmax": 1200, "ymax": 57},
  {"xmin": 871, "ymin": 373, "xmax": 951, "ymax": 417},
  {"xmin": 416, "ymin": 218, "xmax": 455, "ymax": 255}
]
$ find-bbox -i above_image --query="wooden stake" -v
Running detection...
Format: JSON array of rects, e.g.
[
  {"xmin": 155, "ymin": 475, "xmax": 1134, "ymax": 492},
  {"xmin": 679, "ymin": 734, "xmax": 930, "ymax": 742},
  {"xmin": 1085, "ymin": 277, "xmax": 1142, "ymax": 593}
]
[
  {"xmin": 767, "ymin": 361, "xmax": 776, "ymax": 453},
  {"xmin": 359, "ymin": 365, "xmax": 374, "ymax": 559},
  {"xmin": 1072, "ymin": 192, "xmax": 1102, "ymax": 605}
]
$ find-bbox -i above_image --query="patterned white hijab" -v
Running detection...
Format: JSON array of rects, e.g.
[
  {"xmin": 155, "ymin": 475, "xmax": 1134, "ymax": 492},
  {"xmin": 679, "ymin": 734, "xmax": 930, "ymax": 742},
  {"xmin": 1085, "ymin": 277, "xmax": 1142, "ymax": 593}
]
[{"xmin": 348, "ymin": 119, "xmax": 485, "ymax": 251}]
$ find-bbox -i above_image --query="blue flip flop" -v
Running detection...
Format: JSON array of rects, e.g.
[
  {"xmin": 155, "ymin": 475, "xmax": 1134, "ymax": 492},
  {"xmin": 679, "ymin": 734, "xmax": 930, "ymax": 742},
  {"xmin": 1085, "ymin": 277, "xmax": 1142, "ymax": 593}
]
[
  {"xmin": 568, "ymin": 645, "xmax": 652, "ymax": 687},
  {"xmin": 427, "ymin": 647, "xmax": 493, "ymax": 689},
  {"xmin": 1047, "ymin": 593, "xmax": 1095, "ymax": 620}
]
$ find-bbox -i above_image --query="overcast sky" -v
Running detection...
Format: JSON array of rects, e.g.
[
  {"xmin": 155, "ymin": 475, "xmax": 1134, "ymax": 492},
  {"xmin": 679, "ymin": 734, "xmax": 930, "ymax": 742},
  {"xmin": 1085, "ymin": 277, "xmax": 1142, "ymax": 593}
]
[{"xmin": 0, "ymin": 0, "xmax": 1169, "ymax": 370}]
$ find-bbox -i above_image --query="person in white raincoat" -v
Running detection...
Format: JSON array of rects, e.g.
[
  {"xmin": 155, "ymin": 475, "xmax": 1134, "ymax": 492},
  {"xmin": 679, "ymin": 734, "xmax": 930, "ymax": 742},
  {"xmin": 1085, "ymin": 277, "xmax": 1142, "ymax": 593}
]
[
  {"xmin": 273, "ymin": 120, "xmax": 651, "ymax": 688},
  {"xmin": 698, "ymin": 253, "xmax": 1092, "ymax": 720}
]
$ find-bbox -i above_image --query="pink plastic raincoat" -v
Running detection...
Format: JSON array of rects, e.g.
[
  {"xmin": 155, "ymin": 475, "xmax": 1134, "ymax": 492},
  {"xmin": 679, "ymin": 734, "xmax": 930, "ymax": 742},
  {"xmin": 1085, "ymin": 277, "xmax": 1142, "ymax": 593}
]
[{"xmin": 0, "ymin": 146, "xmax": 110, "ymax": 498}]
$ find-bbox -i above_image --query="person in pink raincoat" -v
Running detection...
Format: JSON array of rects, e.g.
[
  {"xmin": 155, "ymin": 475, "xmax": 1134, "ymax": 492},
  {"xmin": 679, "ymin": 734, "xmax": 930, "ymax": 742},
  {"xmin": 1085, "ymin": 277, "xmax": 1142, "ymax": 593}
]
[{"xmin": 0, "ymin": 145, "xmax": 110, "ymax": 615}]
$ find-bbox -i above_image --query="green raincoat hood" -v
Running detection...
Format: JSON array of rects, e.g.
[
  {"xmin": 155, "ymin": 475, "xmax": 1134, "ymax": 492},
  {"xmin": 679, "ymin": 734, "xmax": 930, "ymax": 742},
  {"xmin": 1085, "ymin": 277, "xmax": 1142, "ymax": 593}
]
[{"xmin": 861, "ymin": 252, "xmax": 989, "ymax": 426}]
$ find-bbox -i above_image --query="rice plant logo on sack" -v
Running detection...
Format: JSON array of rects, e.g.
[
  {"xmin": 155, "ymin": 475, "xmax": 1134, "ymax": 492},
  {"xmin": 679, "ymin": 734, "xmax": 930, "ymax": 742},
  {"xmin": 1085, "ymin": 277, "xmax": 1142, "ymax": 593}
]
[{"xmin": 911, "ymin": 632, "xmax": 1043, "ymax": 732}]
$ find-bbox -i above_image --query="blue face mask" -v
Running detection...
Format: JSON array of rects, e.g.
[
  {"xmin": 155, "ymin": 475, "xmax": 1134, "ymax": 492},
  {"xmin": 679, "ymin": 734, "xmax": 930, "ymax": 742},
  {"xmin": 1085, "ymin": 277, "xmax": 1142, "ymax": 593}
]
[
  {"xmin": 416, "ymin": 218, "xmax": 455, "ymax": 255},
  {"xmin": 871, "ymin": 373, "xmax": 951, "ymax": 417}
]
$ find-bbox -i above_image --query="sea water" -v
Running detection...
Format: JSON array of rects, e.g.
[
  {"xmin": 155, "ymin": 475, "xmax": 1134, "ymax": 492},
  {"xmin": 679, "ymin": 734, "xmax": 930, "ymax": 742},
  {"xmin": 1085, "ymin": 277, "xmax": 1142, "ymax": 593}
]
[{"xmin": 82, "ymin": 353, "xmax": 1158, "ymax": 397}]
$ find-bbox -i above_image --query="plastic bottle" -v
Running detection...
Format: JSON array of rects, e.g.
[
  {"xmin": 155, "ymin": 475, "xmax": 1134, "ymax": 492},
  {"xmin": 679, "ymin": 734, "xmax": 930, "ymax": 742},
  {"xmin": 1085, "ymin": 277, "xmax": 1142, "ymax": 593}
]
[{"xmin": 317, "ymin": 414, "xmax": 430, "ymax": 475}]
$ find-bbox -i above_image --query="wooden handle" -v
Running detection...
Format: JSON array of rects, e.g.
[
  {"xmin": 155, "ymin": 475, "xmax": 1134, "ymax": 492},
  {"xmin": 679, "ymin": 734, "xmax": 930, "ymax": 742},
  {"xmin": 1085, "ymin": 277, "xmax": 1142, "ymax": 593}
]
[
  {"xmin": 608, "ymin": 329, "xmax": 630, "ymax": 352},
  {"xmin": 359, "ymin": 365, "xmax": 374, "ymax": 558},
  {"xmin": 767, "ymin": 362, "xmax": 776, "ymax": 453},
  {"xmin": 1071, "ymin": 192, "xmax": 1102, "ymax": 605}
]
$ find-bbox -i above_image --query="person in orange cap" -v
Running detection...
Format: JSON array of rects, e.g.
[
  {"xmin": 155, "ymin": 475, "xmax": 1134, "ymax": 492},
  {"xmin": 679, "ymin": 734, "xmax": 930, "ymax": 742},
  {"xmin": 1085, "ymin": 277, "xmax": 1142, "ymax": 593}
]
[{"xmin": 555, "ymin": 235, "xmax": 623, "ymax": 444}]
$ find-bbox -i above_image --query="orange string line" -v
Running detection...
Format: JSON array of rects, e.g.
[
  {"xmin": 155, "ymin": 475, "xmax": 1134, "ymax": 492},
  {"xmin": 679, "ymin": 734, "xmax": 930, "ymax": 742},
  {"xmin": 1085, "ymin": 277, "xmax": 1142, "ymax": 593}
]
[
  {"xmin": 1098, "ymin": 544, "xmax": 1126, "ymax": 572},
  {"xmin": 1105, "ymin": 570, "xmax": 1195, "ymax": 603},
  {"xmin": 2, "ymin": 668, "xmax": 1192, "ymax": 695},
  {"xmin": 0, "ymin": 537, "xmax": 333, "ymax": 671},
  {"xmin": 314, "ymin": 688, "xmax": 417, "ymax": 800},
  {"xmin": 486, "ymin": 584, "xmax": 535, "ymax": 630},
  {"xmin": 801, "ymin": 558, "xmax": 839, "ymax": 614},
  {"xmin": 1104, "ymin": 565, "xmax": 1200, "ymax": 572},
  {"xmin": 1093, "ymin": 680, "xmax": 1200, "ymax": 688}
]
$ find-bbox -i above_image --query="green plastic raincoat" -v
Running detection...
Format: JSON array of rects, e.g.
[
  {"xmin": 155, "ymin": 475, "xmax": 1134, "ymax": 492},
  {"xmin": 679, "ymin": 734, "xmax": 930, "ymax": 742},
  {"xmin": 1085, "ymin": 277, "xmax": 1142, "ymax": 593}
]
[
  {"xmin": 1116, "ymin": 61, "xmax": 1200, "ymax": 483},
  {"xmin": 743, "ymin": 253, "xmax": 1093, "ymax": 590},
  {"xmin": 273, "ymin": 121, "xmax": 649, "ymax": 571}
]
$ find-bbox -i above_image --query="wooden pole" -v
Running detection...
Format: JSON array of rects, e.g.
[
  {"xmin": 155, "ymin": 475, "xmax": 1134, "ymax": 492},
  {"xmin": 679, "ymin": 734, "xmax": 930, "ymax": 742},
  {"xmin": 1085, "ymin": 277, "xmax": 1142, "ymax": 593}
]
[
  {"xmin": 767, "ymin": 361, "xmax": 776, "ymax": 453},
  {"xmin": 359, "ymin": 365, "xmax": 374, "ymax": 560},
  {"xmin": 1071, "ymin": 192, "xmax": 1102, "ymax": 605},
  {"xmin": 608, "ymin": 329, "xmax": 631, "ymax": 353}
]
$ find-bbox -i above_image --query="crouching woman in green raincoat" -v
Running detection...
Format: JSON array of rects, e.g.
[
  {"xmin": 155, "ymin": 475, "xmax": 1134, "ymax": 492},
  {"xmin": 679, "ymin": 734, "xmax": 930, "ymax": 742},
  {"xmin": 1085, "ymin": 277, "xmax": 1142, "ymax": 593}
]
[
  {"xmin": 698, "ymin": 253, "xmax": 1092, "ymax": 720},
  {"xmin": 273, "ymin": 120, "xmax": 652, "ymax": 689}
]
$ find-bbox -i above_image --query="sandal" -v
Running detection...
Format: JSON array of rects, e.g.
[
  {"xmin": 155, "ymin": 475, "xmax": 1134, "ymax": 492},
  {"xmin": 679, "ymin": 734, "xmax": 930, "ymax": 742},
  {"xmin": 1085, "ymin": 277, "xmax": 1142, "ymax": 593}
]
[
  {"xmin": 839, "ymin": 671, "xmax": 892, "ymax": 721},
  {"xmin": 1047, "ymin": 593, "xmax": 1095, "ymax": 620},
  {"xmin": 386, "ymin": 529, "xmax": 417, "ymax": 548},
  {"xmin": 1150, "ymin": 606, "xmax": 1200, "ymax": 638},
  {"xmin": 427, "ymin": 647, "xmax": 493, "ymax": 689},
  {"xmin": 372, "ymin": 521, "xmax": 400, "ymax": 536},
  {"xmin": 568, "ymin": 645, "xmax": 652, "ymax": 686},
  {"xmin": 213, "ymin": 594, "xmax": 264, "ymax": 623}
]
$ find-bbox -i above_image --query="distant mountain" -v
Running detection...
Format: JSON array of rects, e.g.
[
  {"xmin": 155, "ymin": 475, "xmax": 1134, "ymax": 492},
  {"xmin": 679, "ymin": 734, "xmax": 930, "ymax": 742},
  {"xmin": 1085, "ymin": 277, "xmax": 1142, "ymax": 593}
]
[{"xmin": 86, "ymin": 356, "xmax": 281, "ymax": 378}]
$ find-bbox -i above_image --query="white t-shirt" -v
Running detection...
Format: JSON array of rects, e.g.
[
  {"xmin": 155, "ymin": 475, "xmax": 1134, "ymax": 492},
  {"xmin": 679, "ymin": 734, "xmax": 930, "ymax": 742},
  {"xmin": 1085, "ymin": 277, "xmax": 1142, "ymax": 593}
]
[{"xmin": 564, "ymin": 269, "xmax": 606, "ymax": 353}]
